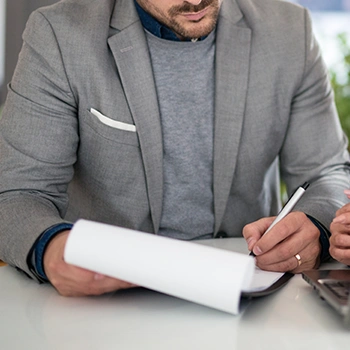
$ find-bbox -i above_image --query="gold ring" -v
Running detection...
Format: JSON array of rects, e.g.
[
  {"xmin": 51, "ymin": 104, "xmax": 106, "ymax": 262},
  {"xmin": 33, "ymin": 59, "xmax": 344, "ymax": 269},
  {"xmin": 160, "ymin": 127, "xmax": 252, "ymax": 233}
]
[{"xmin": 295, "ymin": 254, "xmax": 302, "ymax": 266}]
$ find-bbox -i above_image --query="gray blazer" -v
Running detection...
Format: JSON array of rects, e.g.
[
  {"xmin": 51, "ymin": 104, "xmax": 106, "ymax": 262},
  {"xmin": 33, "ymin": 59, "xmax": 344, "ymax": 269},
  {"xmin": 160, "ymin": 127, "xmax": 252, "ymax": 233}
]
[{"xmin": 0, "ymin": 0, "xmax": 349, "ymax": 279}]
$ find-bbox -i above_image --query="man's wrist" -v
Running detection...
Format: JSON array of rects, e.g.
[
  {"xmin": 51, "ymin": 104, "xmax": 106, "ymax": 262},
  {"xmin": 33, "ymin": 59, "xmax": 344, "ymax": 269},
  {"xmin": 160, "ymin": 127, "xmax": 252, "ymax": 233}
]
[
  {"xmin": 29, "ymin": 223, "xmax": 73, "ymax": 282},
  {"xmin": 306, "ymin": 214, "xmax": 331, "ymax": 263}
]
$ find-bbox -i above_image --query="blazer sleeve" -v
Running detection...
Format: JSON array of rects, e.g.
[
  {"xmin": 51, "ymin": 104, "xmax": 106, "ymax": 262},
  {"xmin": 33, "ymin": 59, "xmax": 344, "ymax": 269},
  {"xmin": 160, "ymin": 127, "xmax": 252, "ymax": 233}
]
[
  {"xmin": 279, "ymin": 8, "xmax": 350, "ymax": 229},
  {"xmin": 0, "ymin": 10, "xmax": 78, "ymax": 279}
]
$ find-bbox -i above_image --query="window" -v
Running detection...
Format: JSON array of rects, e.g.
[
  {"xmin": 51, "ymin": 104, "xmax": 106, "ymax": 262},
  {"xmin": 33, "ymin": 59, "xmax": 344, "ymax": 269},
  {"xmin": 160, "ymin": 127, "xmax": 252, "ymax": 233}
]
[
  {"xmin": 292, "ymin": 0, "xmax": 350, "ymax": 11},
  {"xmin": 287, "ymin": 0, "xmax": 350, "ymax": 144}
]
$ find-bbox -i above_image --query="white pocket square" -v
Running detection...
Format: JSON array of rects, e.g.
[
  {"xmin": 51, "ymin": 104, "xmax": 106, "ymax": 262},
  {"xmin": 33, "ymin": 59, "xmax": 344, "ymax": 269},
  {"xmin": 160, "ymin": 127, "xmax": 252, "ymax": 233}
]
[{"xmin": 90, "ymin": 108, "xmax": 136, "ymax": 132}]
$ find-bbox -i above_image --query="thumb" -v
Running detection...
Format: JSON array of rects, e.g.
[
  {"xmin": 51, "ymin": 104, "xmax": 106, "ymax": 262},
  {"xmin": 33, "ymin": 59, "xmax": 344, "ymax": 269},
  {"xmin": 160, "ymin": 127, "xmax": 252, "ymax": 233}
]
[{"xmin": 242, "ymin": 217, "xmax": 275, "ymax": 251}]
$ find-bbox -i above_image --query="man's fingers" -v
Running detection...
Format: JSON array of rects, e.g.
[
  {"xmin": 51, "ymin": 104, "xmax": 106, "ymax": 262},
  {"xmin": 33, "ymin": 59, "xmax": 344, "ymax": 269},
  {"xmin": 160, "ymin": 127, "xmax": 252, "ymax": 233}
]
[
  {"xmin": 243, "ymin": 216, "xmax": 275, "ymax": 251},
  {"xmin": 43, "ymin": 229, "xmax": 136, "ymax": 297},
  {"xmin": 329, "ymin": 246, "xmax": 350, "ymax": 266},
  {"xmin": 330, "ymin": 228, "xmax": 350, "ymax": 249},
  {"xmin": 252, "ymin": 212, "xmax": 321, "ymax": 273},
  {"xmin": 256, "ymin": 241, "xmax": 320, "ymax": 273},
  {"xmin": 52, "ymin": 260, "xmax": 137, "ymax": 296},
  {"xmin": 332, "ymin": 214, "xmax": 350, "ymax": 225},
  {"xmin": 252, "ymin": 212, "xmax": 319, "ymax": 256},
  {"xmin": 335, "ymin": 203, "xmax": 350, "ymax": 217},
  {"xmin": 53, "ymin": 268, "xmax": 137, "ymax": 297},
  {"xmin": 330, "ymin": 211, "xmax": 350, "ymax": 265}
]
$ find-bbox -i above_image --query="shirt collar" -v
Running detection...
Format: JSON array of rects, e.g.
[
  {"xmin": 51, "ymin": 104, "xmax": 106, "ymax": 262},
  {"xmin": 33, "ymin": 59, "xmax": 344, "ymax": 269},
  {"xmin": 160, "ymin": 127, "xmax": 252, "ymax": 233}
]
[{"xmin": 134, "ymin": 0, "xmax": 207, "ymax": 42}]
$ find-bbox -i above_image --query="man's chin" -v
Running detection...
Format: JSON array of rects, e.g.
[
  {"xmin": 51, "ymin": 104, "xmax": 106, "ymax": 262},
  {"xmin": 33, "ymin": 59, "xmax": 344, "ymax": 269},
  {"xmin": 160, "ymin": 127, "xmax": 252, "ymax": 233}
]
[{"xmin": 175, "ymin": 21, "xmax": 216, "ymax": 39}]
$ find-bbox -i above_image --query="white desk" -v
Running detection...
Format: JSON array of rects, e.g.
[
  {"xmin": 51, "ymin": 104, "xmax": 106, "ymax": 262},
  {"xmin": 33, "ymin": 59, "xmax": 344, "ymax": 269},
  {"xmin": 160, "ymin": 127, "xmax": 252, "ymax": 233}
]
[{"xmin": 1, "ymin": 238, "xmax": 349, "ymax": 350}]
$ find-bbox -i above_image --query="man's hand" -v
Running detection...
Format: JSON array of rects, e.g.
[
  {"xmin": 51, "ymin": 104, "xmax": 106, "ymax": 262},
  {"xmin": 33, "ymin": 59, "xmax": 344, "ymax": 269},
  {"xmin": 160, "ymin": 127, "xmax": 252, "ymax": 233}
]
[
  {"xmin": 43, "ymin": 230, "xmax": 136, "ymax": 296},
  {"xmin": 330, "ymin": 203, "xmax": 350, "ymax": 266},
  {"xmin": 243, "ymin": 212, "xmax": 321, "ymax": 273}
]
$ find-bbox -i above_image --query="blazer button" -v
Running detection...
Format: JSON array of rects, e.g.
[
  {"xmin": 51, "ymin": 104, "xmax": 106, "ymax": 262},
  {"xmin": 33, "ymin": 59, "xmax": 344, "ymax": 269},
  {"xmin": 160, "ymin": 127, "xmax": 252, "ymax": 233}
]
[{"xmin": 216, "ymin": 231, "xmax": 227, "ymax": 238}]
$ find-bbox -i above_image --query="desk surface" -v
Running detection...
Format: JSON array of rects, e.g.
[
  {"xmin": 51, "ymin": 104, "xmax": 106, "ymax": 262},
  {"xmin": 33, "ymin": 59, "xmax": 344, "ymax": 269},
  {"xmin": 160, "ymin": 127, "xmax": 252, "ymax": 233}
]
[{"xmin": 1, "ymin": 238, "xmax": 349, "ymax": 350}]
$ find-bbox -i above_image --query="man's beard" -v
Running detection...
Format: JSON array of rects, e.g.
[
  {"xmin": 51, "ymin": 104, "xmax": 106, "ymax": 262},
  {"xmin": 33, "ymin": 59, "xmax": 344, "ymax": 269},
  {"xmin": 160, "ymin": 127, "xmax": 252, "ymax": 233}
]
[{"xmin": 166, "ymin": 0, "xmax": 220, "ymax": 39}]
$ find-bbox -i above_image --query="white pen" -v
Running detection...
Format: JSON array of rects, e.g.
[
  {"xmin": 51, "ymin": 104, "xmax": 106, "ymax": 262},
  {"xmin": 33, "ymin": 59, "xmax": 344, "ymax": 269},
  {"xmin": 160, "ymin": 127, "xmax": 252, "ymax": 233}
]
[
  {"xmin": 264, "ymin": 181, "xmax": 309, "ymax": 234},
  {"xmin": 250, "ymin": 182, "xmax": 309, "ymax": 256}
]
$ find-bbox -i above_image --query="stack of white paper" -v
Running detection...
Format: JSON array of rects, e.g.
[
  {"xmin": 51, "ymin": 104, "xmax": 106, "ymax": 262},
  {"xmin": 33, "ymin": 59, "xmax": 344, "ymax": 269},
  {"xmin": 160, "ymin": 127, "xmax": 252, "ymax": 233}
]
[{"xmin": 64, "ymin": 219, "xmax": 283, "ymax": 314}]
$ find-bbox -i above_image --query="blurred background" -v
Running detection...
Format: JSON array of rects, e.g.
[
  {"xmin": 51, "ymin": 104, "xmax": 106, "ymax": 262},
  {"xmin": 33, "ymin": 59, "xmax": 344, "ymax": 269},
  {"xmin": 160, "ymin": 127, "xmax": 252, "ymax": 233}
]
[
  {"xmin": 0, "ymin": 0, "xmax": 57, "ymax": 106},
  {"xmin": 0, "ymin": 0, "xmax": 349, "ymax": 139},
  {"xmin": 288, "ymin": 0, "xmax": 350, "ymax": 140}
]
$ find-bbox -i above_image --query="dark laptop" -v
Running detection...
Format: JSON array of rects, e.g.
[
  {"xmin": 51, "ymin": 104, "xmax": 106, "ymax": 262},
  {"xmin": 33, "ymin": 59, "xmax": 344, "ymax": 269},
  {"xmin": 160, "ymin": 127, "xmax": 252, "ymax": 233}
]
[{"xmin": 302, "ymin": 269, "xmax": 350, "ymax": 327}]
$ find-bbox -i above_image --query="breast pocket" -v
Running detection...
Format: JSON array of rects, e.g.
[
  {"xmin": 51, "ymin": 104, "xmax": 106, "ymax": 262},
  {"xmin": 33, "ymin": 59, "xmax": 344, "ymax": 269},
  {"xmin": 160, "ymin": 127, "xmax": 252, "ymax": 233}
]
[{"xmin": 84, "ymin": 108, "xmax": 139, "ymax": 147}]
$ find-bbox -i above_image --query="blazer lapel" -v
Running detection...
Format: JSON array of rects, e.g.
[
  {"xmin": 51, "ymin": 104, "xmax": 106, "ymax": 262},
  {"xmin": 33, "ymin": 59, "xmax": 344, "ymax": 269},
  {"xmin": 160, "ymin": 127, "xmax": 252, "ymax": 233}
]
[
  {"xmin": 213, "ymin": 1, "xmax": 252, "ymax": 233},
  {"xmin": 108, "ymin": 0, "xmax": 163, "ymax": 233}
]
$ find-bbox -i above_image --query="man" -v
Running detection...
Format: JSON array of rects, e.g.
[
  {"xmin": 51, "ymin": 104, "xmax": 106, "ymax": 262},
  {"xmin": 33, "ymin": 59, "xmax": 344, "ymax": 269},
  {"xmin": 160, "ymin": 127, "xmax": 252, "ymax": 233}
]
[
  {"xmin": 0, "ymin": 0, "xmax": 349, "ymax": 297},
  {"xmin": 330, "ymin": 190, "xmax": 350, "ymax": 266}
]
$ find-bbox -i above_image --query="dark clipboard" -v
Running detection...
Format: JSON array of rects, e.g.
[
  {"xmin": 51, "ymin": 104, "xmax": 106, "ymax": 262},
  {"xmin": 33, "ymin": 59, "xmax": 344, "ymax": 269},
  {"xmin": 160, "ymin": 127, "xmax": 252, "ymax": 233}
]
[{"xmin": 241, "ymin": 272, "xmax": 294, "ymax": 298}]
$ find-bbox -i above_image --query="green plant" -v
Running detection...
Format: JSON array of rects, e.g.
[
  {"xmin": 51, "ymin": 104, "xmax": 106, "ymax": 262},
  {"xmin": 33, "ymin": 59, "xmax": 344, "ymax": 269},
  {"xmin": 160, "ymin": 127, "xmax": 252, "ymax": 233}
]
[{"xmin": 330, "ymin": 33, "xmax": 350, "ymax": 144}]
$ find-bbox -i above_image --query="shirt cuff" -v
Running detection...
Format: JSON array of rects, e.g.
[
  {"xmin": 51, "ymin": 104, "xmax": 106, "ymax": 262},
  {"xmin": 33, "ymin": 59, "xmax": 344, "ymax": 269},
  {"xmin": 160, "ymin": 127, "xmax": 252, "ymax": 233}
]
[
  {"xmin": 29, "ymin": 223, "xmax": 73, "ymax": 283},
  {"xmin": 306, "ymin": 214, "xmax": 331, "ymax": 263}
]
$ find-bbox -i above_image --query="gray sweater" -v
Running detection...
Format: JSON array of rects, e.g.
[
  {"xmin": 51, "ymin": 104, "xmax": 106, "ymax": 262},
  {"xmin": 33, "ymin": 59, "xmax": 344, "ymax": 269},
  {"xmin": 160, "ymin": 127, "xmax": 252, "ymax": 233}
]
[{"xmin": 146, "ymin": 30, "xmax": 216, "ymax": 240}]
